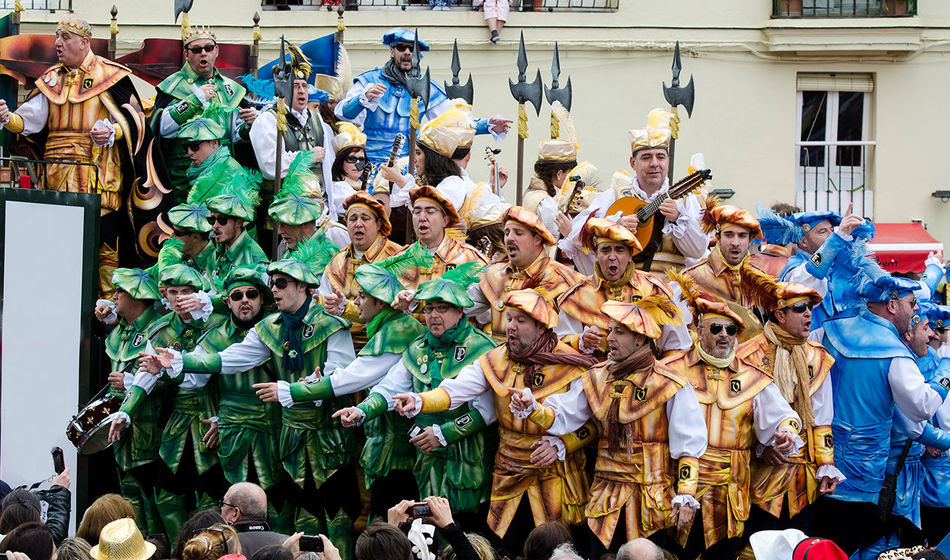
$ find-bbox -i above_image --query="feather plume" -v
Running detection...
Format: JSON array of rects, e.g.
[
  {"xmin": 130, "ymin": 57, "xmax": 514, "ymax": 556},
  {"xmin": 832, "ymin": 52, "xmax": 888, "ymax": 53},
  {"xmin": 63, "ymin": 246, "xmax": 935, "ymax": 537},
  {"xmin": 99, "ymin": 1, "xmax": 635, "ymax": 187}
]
[
  {"xmin": 287, "ymin": 42, "xmax": 312, "ymax": 77},
  {"xmin": 439, "ymin": 261, "xmax": 484, "ymax": 291},
  {"xmin": 239, "ymin": 74, "xmax": 275, "ymax": 102},
  {"xmin": 286, "ymin": 232, "xmax": 340, "ymax": 277},
  {"xmin": 636, "ymin": 294, "xmax": 683, "ymax": 327},
  {"xmin": 336, "ymin": 44, "xmax": 352, "ymax": 94},
  {"xmin": 551, "ymin": 100, "xmax": 577, "ymax": 148},
  {"xmin": 700, "ymin": 195, "xmax": 721, "ymax": 234},
  {"xmin": 740, "ymin": 262, "xmax": 781, "ymax": 311},
  {"xmin": 850, "ymin": 220, "xmax": 876, "ymax": 241},
  {"xmin": 218, "ymin": 167, "xmax": 263, "ymax": 208},
  {"xmin": 157, "ymin": 237, "xmax": 185, "ymax": 274},
  {"xmin": 577, "ymin": 214, "xmax": 597, "ymax": 254},
  {"xmin": 755, "ymin": 203, "xmax": 804, "ymax": 246},
  {"xmin": 667, "ymin": 267, "xmax": 701, "ymax": 315},
  {"xmin": 376, "ymin": 242, "xmax": 434, "ymax": 277},
  {"xmin": 275, "ymin": 151, "xmax": 319, "ymax": 199}
]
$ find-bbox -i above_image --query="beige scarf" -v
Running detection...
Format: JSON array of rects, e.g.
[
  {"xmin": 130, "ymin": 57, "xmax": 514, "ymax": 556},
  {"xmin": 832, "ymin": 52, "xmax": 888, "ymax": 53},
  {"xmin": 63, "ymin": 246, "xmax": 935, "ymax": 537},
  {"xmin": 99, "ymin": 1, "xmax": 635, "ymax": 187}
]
[
  {"xmin": 695, "ymin": 338, "xmax": 736, "ymax": 370},
  {"xmin": 763, "ymin": 321, "xmax": 815, "ymax": 427}
]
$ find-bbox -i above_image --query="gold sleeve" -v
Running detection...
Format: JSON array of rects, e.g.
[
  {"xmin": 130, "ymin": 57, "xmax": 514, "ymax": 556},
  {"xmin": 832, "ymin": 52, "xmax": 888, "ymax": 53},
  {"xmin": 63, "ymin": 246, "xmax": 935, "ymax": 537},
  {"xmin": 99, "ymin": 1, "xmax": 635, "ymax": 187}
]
[
  {"xmin": 676, "ymin": 456, "xmax": 699, "ymax": 496},
  {"xmin": 528, "ymin": 404, "xmax": 556, "ymax": 430},
  {"xmin": 5, "ymin": 113, "xmax": 23, "ymax": 134},
  {"xmin": 419, "ymin": 387, "xmax": 452, "ymax": 413},
  {"xmin": 813, "ymin": 424, "xmax": 834, "ymax": 466},
  {"xmin": 560, "ymin": 420, "xmax": 597, "ymax": 453}
]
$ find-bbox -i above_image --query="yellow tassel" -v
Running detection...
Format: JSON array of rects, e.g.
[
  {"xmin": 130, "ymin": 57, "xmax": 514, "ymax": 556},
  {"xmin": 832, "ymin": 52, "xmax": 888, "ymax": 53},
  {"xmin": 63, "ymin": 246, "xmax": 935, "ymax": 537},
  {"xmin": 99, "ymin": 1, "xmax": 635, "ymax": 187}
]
[
  {"xmin": 180, "ymin": 12, "xmax": 191, "ymax": 41},
  {"xmin": 337, "ymin": 16, "xmax": 346, "ymax": 33},
  {"xmin": 550, "ymin": 111, "xmax": 558, "ymax": 139},
  {"xmin": 410, "ymin": 99, "xmax": 420, "ymax": 130},
  {"xmin": 110, "ymin": 21, "xmax": 119, "ymax": 36},
  {"xmin": 518, "ymin": 103, "xmax": 528, "ymax": 139},
  {"xmin": 253, "ymin": 28, "xmax": 262, "ymax": 42},
  {"xmin": 669, "ymin": 106, "xmax": 680, "ymax": 140},
  {"xmin": 14, "ymin": 0, "xmax": 23, "ymax": 13},
  {"xmin": 275, "ymin": 100, "xmax": 287, "ymax": 132}
]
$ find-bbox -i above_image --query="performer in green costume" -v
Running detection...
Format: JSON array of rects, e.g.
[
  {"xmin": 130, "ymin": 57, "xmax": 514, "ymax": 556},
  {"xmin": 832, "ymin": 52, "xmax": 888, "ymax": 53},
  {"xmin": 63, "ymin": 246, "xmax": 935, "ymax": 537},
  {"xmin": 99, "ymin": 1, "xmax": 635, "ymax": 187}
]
[
  {"xmin": 257, "ymin": 243, "xmax": 431, "ymax": 518},
  {"xmin": 206, "ymin": 168, "xmax": 268, "ymax": 290},
  {"xmin": 111, "ymin": 262, "xmax": 227, "ymax": 543},
  {"xmin": 177, "ymin": 105, "xmax": 245, "ymax": 205},
  {"xmin": 335, "ymin": 262, "xmax": 497, "ymax": 515},
  {"xmin": 152, "ymin": 26, "xmax": 254, "ymax": 200},
  {"xmin": 142, "ymin": 234, "xmax": 358, "ymax": 555},
  {"xmin": 103, "ymin": 268, "xmax": 167, "ymax": 537}
]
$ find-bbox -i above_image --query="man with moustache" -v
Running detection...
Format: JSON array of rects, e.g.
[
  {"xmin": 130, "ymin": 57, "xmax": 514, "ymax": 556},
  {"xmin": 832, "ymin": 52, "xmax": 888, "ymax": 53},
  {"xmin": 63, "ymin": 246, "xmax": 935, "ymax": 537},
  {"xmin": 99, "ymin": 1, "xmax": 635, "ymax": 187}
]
[
  {"xmin": 509, "ymin": 297, "xmax": 707, "ymax": 557},
  {"xmin": 466, "ymin": 206, "xmax": 584, "ymax": 344},
  {"xmin": 812, "ymin": 274, "xmax": 950, "ymax": 554},
  {"xmin": 563, "ymin": 109, "xmax": 709, "ymax": 276},
  {"xmin": 392, "ymin": 290, "xmax": 598, "ymax": 551},
  {"xmin": 176, "ymin": 112, "xmax": 243, "ymax": 206},
  {"xmin": 205, "ymin": 170, "xmax": 268, "ymax": 288},
  {"xmin": 267, "ymin": 153, "xmax": 349, "ymax": 254},
  {"xmin": 557, "ymin": 217, "xmax": 691, "ymax": 357},
  {"xmin": 152, "ymin": 26, "xmax": 255, "ymax": 200},
  {"xmin": 334, "ymin": 262, "xmax": 496, "ymax": 519}
]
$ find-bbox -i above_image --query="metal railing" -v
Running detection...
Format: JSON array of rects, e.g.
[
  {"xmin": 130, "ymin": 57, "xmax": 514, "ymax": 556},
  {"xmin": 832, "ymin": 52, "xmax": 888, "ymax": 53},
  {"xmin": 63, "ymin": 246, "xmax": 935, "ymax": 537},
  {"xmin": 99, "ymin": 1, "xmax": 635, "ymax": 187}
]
[
  {"xmin": 264, "ymin": 0, "xmax": 618, "ymax": 11},
  {"xmin": 773, "ymin": 0, "xmax": 916, "ymax": 17},
  {"xmin": 796, "ymin": 140, "xmax": 875, "ymax": 216},
  {"xmin": 0, "ymin": 0, "xmax": 71, "ymax": 10}
]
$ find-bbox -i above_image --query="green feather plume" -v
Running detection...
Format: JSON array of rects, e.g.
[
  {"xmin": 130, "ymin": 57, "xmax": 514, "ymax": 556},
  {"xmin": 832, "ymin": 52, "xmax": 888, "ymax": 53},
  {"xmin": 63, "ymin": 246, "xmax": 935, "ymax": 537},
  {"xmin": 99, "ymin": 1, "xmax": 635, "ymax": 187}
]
[
  {"xmin": 287, "ymin": 232, "xmax": 340, "ymax": 277},
  {"xmin": 219, "ymin": 166, "xmax": 263, "ymax": 207},
  {"xmin": 376, "ymin": 242, "xmax": 434, "ymax": 277},
  {"xmin": 439, "ymin": 260, "xmax": 484, "ymax": 291},
  {"xmin": 275, "ymin": 151, "xmax": 319, "ymax": 199},
  {"xmin": 157, "ymin": 237, "xmax": 185, "ymax": 273}
]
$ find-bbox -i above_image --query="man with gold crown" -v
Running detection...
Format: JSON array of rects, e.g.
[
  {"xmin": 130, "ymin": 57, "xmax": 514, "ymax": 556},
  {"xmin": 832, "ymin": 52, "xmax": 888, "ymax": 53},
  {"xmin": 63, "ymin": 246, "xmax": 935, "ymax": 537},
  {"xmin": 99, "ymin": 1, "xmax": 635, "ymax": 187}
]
[
  {"xmin": 151, "ymin": 24, "xmax": 255, "ymax": 201},
  {"xmin": 681, "ymin": 199, "xmax": 766, "ymax": 308},
  {"xmin": 563, "ymin": 109, "xmax": 709, "ymax": 277},
  {"xmin": 557, "ymin": 217, "xmax": 691, "ymax": 357},
  {"xmin": 0, "ymin": 16, "xmax": 148, "ymax": 295},
  {"xmin": 465, "ymin": 206, "xmax": 584, "ymax": 344},
  {"xmin": 662, "ymin": 270, "xmax": 804, "ymax": 560},
  {"xmin": 509, "ymin": 296, "xmax": 706, "ymax": 557},
  {"xmin": 319, "ymin": 191, "xmax": 403, "ymax": 352},
  {"xmin": 735, "ymin": 267, "xmax": 843, "ymax": 546},
  {"xmin": 392, "ymin": 289, "xmax": 598, "ymax": 553}
]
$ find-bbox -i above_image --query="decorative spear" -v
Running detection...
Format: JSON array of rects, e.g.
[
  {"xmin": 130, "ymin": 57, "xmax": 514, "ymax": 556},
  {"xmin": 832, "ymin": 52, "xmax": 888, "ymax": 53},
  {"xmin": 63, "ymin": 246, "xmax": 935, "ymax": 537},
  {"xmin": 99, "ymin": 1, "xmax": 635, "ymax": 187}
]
[
  {"xmin": 403, "ymin": 29, "xmax": 431, "ymax": 179},
  {"xmin": 544, "ymin": 41, "xmax": 571, "ymax": 138},
  {"xmin": 507, "ymin": 32, "xmax": 542, "ymax": 207},
  {"xmin": 108, "ymin": 5, "xmax": 118, "ymax": 60},
  {"xmin": 444, "ymin": 39, "xmax": 473, "ymax": 105},
  {"xmin": 661, "ymin": 41, "xmax": 695, "ymax": 181}
]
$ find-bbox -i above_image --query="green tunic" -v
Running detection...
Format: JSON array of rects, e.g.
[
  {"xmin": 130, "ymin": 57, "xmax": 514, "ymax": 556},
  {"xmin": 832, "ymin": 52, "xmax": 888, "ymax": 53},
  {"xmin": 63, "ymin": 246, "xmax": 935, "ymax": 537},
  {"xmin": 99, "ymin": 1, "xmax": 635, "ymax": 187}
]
[
  {"xmin": 145, "ymin": 311, "xmax": 227, "ymax": 474},
  {"xmin": 403, "ymin": 322, "xmax": 497, "ymax": 511},
  {"xmin": 196, "ymin": 318, "xmax": 284, "ymax": 489},
  {"xmin": 153, "ymin": 64, "xmax": 246, "ymax": 199},
  {"xmin": 210, "ymin": 231, "xmax": 268, "ymax": 291},
  {"xmin": 106, "ymin": 306, "xmax": 167, "ymax": 470}
]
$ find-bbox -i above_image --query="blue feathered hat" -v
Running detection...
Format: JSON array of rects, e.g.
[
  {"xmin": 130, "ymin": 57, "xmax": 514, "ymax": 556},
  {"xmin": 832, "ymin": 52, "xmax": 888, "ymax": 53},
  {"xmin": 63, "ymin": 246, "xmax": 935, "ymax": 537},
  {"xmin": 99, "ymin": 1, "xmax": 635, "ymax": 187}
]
[
  {"xmin": 790, "ymin": 211, "xmax": 841, "ymax": 233},
  {"xmin": 756, "ymin": 203, "xmax": 804, "ymax": 246},
  {"xmin": 308, "ymin": 85, "xmax": 329, "ymax": 103},
  {"xmin": 382, "ymin": 28, "xmax": 430, "ymax": 51},
  {"xmin": 858, "ymin": 274, "xmax": 920, "ymax": 303},
  {"xmin": 928, "ymin": 304, "xmax": 950, "ymax": 329}
]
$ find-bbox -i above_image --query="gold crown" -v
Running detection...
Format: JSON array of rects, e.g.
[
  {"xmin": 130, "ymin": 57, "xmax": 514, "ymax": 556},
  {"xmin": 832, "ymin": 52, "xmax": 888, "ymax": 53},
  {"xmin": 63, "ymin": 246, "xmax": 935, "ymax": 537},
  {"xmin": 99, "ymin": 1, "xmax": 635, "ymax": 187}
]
[
  {"xmin": 183, "ymin": 25, "xmax": 216, "ymax": 46},
  {"xmin": 57, "ymin": 17, "xmax": 92, "ymax": 39}
]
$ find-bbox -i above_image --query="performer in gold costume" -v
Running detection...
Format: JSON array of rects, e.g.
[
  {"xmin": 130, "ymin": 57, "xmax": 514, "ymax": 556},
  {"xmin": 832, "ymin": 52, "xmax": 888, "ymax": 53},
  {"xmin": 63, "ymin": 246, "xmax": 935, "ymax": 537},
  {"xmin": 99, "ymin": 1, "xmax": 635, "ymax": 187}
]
[
  {"xmin": 0, "ymin": 17, "xmax": 148, "ymax": 295},
  {"xmin": 510, "ymin": 296, "xmax": 707, "ymax": 557},
  {"xmin": 392, "ymin": 290, "xmax": 597, "ymax": 552}
]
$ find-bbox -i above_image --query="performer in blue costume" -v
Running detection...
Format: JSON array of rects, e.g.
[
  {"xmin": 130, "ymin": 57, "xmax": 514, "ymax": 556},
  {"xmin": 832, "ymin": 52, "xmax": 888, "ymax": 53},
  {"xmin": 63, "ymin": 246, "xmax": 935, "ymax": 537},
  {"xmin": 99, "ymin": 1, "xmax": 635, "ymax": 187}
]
[
  {"xmin": 812, "ymin": 273, "xmax": 950, "ymax": 554},
  {"xmin": 921, "ymin": 304, "xmax": 950, "ymax": 545},
  {"xmin": 335, "ymin": 28, "xmax": 510, "ymax": 169}
]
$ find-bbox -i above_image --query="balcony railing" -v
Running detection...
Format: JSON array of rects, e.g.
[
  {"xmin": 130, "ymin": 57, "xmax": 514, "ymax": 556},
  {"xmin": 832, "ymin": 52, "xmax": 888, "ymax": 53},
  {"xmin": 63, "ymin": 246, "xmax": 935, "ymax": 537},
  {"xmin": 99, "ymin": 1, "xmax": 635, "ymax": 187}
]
[
  {"xmin": 773, "ymin": 0, "xmax": 916, "ymax": 18},
  {"xmin": 796, "ymin": 140, "xmax": 875, "ymax": 216},
  {"xmin": 264, "ymin": 0, "xmax": 618, "ymax": 11},
  {"xmin": 0, "ymin": 0, "xmax": 71, "ymax": 9}
]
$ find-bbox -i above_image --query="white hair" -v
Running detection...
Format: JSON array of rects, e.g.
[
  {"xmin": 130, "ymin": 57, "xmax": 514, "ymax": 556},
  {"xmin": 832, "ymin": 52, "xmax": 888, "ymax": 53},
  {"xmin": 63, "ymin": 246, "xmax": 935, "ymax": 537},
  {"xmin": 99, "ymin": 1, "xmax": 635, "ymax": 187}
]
[{"xmin": 549, "ymin": 543, "xmax": 583, "ymax": 560}]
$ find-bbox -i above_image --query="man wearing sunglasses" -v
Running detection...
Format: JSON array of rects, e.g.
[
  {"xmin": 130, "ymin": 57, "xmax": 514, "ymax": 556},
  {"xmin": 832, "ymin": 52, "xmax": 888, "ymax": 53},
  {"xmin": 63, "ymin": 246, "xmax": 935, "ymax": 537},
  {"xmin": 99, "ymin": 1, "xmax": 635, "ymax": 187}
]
[
  {"xmin": 736, "ymin": 273, "xmax": 842, "ymax": 545},
  {"xmin": 812, "ymin": 274, "xmax": 950, "ymax": 554},
  {"xmin": 662, "ymin": 278, "xmax": 803, "ymax": 560},
  {"xmin": 152, "ymin": 26, "xmax": 256, "ymax": 200},
  {"xmin": 205, "ymin": 170, "xmax": 268, "ymax": 290},
  {"xmin": 336, "ymin": 28, "xmax": 510, "ymax": 169},
  {"xmin": 176, "ymin": 111, "xmax": 245, "ymax": 206}
]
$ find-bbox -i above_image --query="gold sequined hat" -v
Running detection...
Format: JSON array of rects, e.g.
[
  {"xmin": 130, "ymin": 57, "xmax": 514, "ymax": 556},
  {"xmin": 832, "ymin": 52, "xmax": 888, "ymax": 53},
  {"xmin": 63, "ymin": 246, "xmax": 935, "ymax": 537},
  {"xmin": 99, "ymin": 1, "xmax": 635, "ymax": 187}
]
[
  {"xmin": 90, "ymin": 518, "xmax": 156, "ymax": 560},
  {"xmin": 538, "ymin": 101, "xmax": 578, "ymax": 163},
  {"xmin": 417, "ymin": 102, "xmax": 475, "ymax": 158},
  {"xmin": 331, "ymin": 122, "xmax": 367, "ymax": 154},
  {"xmin": 628, "ymin": 108, "xmax": 674, "ymax": 153},
  {"xmin": 57, "ymin": 16, "xmax": 92, "ymax": 39},
  {"xmin": 183, "ymin": 25, "xmax": 216, "ymax": 46}
]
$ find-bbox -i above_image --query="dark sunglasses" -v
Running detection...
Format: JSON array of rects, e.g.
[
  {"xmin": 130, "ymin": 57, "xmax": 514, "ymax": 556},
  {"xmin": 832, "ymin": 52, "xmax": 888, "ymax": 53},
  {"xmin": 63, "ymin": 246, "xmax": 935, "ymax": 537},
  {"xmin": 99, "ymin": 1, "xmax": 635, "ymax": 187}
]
[
  {"xmin": 187, "ymin": 44, "xmax": 216, "ymax": 54},
  {"xmin": 344, "ymin": 155, "xmax": 368, "ymax": 164},
  {"xmin": 270, "ymin": 277, "xmax": 291, "ymax": 289},
  {"xmin": 708, "ymin": 323, "xmax": 738, "ymax": 336},
  {"xmin": 207, "ymin": 215, "xmax": 230, "ymax": 226},
  {"xmin": 229, "ymin": 289, "xmax": 260, "ymax": 302},
  {"xmin": 184, "ymin": 142, "xmax": 203, "ymax": 153},
  {"xmin": 394, "ymin": 43, "xmax": 414, "ymax": 53},
  {"xmin": 787, "ymin": 302, "xmax": 814, "ymax": 314},
  {"xmin": 218, "ymin": 500, "xmax": 236, "ymax": 509}
]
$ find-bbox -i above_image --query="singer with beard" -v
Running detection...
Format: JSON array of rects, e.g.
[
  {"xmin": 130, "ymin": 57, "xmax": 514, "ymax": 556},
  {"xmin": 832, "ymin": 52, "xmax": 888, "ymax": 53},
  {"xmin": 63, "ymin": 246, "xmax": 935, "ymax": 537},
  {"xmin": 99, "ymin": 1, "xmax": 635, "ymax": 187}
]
[
  {"xmin": 509, "ymin": 296, "xmax": 707, "ymax": 558},
  {"xmin": 393, "ymin": 289, "xmax": 599, "ymax": 554},
  {"xmin": 334, "ymin": 28, "xmax": 510, "ymax": 168}
]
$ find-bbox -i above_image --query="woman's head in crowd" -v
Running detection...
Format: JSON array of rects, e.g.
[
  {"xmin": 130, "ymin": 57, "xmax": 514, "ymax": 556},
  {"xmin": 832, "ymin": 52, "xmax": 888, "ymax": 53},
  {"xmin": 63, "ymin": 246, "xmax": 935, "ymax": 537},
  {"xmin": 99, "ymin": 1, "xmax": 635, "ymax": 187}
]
[
  {"xmin": 76, "ymin": 494, "xmax": 136, "ymax": 546},
  {"xmin": 181, "ymin": 523, "xmax": 241, "ymax": 560},
  {"xmin": 251, "ymin": 544, "xmax": 293, "ymax": 560},
  {"xmin": 57, "ymin": 537, "xmax": 93, "ymax": 560},
  {"xmin": 442, "ymin": 533, "xmax": 496, "ymax": 560},
  {"xmin": 519, "ymin": 521, "xmax": 572, "ymax": 560},
  {"xmin": 172, "ymin": 509, "xmax": 226, "ymax": 560},
  {"xmin": 0, "ymin": 521, "xmax": 57, "ymax": 560},
  {"xmin": 356, "ymin": 521, "xmax": 413, "ymax": 560},
  {"xmin": 0, "ymin": 489, "xmax": 42, "ymax": 536}
]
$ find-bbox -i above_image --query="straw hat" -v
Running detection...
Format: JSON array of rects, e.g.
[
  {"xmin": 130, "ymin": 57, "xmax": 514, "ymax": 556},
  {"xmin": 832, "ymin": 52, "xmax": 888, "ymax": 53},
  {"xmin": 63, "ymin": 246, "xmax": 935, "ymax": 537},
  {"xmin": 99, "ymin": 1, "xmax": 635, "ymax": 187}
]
[{"xmin": 90, "ymin": 518, "xmax": 156, "ymax": 560}]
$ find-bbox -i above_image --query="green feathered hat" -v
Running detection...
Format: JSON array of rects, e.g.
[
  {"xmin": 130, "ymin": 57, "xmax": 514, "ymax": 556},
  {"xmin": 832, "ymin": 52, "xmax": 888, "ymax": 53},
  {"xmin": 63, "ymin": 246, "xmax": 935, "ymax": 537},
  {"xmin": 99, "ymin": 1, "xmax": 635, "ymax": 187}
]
[
  {"xmin": 168, "ymin": 202, "xmax": 212, "ymax": 233},
  {"xmin": 354, "ymin": 242, "xmax": 434, "ymax": 305},
  {"xmin": 223, "ymin": 266, "xmax": 274, "ymax": 306},
  {"xmin": 178, "ymin": 101, "xmax": 228, "ymax": 142},
  {"xmin": 160, "ymin": 263, "xmax": 211, "ymax": 291},
  {"xmin": 112, "ymin": 268, "xmax": 161, "ymax": 301},
  {"xmin": 266, "ymin": 232, "xmax": 339, "ymax": 286},
  {"xmin": 206, "ymin": 167, "xmax": 263, "ymax": 221},
  {"xmin": 414, "ymin": 260, "xmax": 483, "ymax": 308},
  {"xmin": 267, "ymin": 151, "xmax": 324, "ymax": 226}
]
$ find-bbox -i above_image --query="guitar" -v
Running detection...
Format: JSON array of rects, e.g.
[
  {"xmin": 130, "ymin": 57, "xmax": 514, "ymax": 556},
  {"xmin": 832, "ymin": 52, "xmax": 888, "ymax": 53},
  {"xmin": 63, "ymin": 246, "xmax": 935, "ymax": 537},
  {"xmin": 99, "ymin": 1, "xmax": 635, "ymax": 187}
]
[
  {"xmin": 358, "ymin": 160, "xmax": 375, "ymax": 191},
  {"xmin": 385, "ymin": 133, "xmax": 405, "ymax": 191},
  {"xmin": 560, "ymin": 174, "xmax": 586, "ymax": 216},
  {"xmin": 606, "ymin": 168, "xmax": 711, "ymax": 250}
]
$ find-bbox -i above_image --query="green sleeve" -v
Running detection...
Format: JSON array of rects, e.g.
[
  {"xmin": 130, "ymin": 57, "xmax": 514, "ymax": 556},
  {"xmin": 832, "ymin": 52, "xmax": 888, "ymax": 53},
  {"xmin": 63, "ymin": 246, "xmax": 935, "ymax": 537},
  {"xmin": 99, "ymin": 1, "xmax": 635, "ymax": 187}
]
[
  {"xmin": 439, "ymin": 409, "xmax": 486, "ymax": 445},
  {"xmin": 182, "ymin": 351, "xmax": 223, "ymax": 374},
  {"xmin": 167, "ymin": 92, "xmax": 204, "ymax": 125},
  {"xmin": 210, "ymin": 293, "xmax": 228, "ymax": 315},
  {"xmin": 119, "ymin": 385, "xmax": 148, "ymax": 417},
  {"xmin": 356, "ymin": 392, "xmax": 389, "ymax": 423},
  {"xmin": 290, "ymin": 377, "xmax": 336, "ymax": 403}
]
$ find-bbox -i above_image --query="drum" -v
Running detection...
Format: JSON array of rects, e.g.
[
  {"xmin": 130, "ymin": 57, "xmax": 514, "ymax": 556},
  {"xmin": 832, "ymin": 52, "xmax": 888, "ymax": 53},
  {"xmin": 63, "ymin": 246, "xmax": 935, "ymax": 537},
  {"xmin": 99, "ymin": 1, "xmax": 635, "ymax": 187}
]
[{"xmin": 66, "ymin": 390, "xmax": 122, "ymax": 455}]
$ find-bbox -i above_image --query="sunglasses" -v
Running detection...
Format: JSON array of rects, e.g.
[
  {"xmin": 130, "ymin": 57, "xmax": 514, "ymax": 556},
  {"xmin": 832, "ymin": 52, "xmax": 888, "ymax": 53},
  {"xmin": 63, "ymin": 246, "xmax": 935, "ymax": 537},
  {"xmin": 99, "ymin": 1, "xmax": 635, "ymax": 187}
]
[
  {"xmin": 787, "ymin": 302, "xmax": 814, "ymax": 314},
  {"xmin": 270, "ymin": 277, "xmax": 291, "ymax": 289},
  {"xmin": 229, "ymin": 289, "xmax": 260, "ymax": 302},
  {"xmin": 184, "ymin": 142, "xmax": 204, "ymax": 153},
  {"xmin": 187, "ymin": 44, "xmax": 216, "ymax": 54},
  {"xmin": 707, "ymin": 323, "xmax": 738, "ymax": 336},
  {"xmin": 423, "ymin": 303, "xmax": 454, "ymax": 314},
  {"xmin": 172, "ymin": 227, "xmax": 190, "ymax": 237},
  {"xmin": 394, "ymin": 43, "xmax": 414, "ymax": 53},
  {"xmin": 207, "ymin": 215, "xmax": 231, "ymax": 226},
  {"xmin": 344, "ymin": 156, "xmax": 368, "ymax": 164}
]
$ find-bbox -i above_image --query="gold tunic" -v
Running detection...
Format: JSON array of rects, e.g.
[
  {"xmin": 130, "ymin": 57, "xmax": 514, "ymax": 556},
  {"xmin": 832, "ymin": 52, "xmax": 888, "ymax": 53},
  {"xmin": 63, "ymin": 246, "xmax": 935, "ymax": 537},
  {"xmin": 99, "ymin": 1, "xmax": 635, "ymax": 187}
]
[
  {"xmin": 577, "ymin": 363, "xmax": 698, "ymax": 546},
  {"xmin": 681, "ymin": 248, "xmax": 763, "ymax": 308},
  {"xmin": 661, "ymin": 348, "xmax": 796, "ymax": 548},
  {"xmin": 397, "ymin": 235, "xmax": 487, "ymax": 323},
  {"xmin": 737, "ymin": 334, "xmax": 835, "ymax": 518},
  {"xmin": 478, "ymin": 343, "xmax": 595, "ymax": 538},
  {"xmin": 322, "ymin": 235, "xmax": 404, "ymax": 350},
  {"xmin": 479, "ymin": 252, "xmax": 586, "ymax": 344}
]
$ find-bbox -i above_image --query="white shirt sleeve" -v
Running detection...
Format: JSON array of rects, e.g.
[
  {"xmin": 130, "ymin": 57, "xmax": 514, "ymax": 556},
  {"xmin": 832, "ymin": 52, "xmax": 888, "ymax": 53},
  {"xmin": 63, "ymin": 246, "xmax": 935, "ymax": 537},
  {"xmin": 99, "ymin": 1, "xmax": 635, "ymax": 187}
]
[
  {"xmin": 434, "ymin": 361, "xmax": 493, "ymax": 409},
  {"xmin": 662, "ymin": 193, "xmax": 710, "ymax": 260},
  {"xmin": 464, "ymin": 283, "xmax": 493, "ymax": 327},
  {"xmin": 554, "ymin": 308, "xmax": 585, "ymax": 339},
  {"xmin": 176, "ymin": 344, "xmax": 212, "ymax": 390},
  {"xmin": 249, "ymin": 108, "xmax": 298, "ymax": 181},
  {"xmin": 217, "ymin": 328, "xmax": 278, "ymax": 373},
  {"xmin": 324, "ymin": 328, "xmax": 356, "ymax": 376},
  {"xmin": 534, "ymin": 377, "xmax": 592, "ymax": 436},
  {"xmin": 753, "ymin": 383, "xmax": 804, "ymax": 447},
  {"xmin": 813, "ymin": 370, "xmax": 835, "ymax": 425},
  {"xmin": 782, "ymin": 262, "xmax": 829, "ymax": 297},
  {"xmin": 10, "ymin": 94, "xmax": 49, "ymax": 135},
  {"xmin": 369, "ymin": 360, "xmax": 415, "ymax": 407},
  {"xmin": 435, "ymin": 175, "xmax": 468, "ymax": 212},
  {"xmin": 329, "ymin": 352, "xmax": 402, "ymax": 396},
  {"xmin": 889, "ymin": 356, "xmax": 946, "ymax": 422},
  {"xmin": 666, "ymin": 384, "xmax": 708, "ymax": 458},
  {"xmin": 321, "ymin": 121, "xmax": 336, "ymax": 212},
  {"xmin": 472, "ymin": 389, "xmax": 498, "ymax": 425}
]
